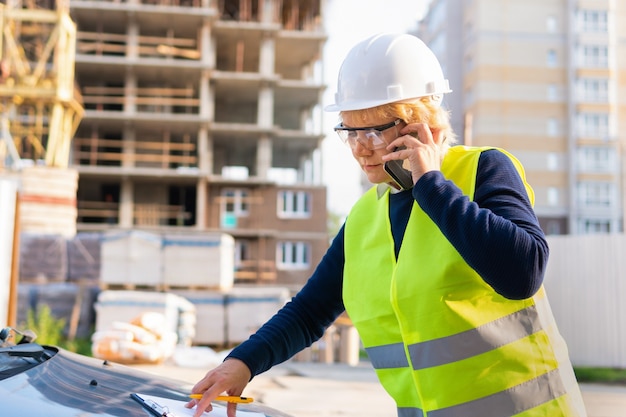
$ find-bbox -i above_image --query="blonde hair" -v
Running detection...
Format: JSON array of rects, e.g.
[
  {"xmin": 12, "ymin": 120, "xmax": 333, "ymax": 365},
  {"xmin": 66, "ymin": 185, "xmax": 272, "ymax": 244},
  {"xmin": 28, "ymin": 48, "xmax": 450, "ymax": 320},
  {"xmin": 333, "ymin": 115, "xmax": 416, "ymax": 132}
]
[{"xmin": 340, "ymin": 98, "xmax": 457, "ymax": 147}]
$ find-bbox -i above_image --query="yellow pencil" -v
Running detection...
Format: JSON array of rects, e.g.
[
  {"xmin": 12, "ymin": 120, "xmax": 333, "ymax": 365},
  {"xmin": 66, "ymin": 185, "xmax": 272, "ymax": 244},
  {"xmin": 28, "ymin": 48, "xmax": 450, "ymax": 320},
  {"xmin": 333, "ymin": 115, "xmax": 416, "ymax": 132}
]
[{"xmin": 189, "ymin": 395, "xmax": 253, "ymax": 404}]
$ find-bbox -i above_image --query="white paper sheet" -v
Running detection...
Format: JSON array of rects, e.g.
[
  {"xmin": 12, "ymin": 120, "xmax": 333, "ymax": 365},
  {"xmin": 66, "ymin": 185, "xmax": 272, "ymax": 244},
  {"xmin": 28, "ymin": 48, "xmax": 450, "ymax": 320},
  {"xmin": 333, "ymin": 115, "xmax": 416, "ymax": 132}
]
[{"xmin": 133, "ymin": 393, "xmax": 266, "ymax": 417}]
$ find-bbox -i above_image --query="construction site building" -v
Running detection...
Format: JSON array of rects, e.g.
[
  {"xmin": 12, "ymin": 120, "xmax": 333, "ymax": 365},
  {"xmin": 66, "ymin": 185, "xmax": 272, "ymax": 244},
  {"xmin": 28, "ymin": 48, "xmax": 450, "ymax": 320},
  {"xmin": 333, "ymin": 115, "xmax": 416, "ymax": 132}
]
[
  {"xmin": 417, "ymin": 0, "xmax": 626, "ymax": 235},
  {"xmin": 65, "ymin": 0, "xmax": 328, "ymax": 289}
]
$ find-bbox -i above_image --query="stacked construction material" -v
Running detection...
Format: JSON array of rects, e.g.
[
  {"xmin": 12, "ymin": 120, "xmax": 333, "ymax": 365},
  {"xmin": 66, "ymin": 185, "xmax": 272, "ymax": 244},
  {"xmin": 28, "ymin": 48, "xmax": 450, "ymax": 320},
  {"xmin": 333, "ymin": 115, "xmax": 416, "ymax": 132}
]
[
  {"xmin": 67, "ymin": 233, "xmax": 101, "ymax": 283},
  {"xmin": 18, "ymin": 166, "xmax": 78, "ymax": 238},
  {"xmin": 99, "ymin": 230, "xmax": 235, "ymax": 290},
  {"xmin": 94, "ymin": 290, "xmax": 196, "ymax": 348},
  {"xmin": 170, "ymin": 285, "xmax": 290, "ymax": 346},
  {"xmin": 19, "ymin": 233, "xmax": 67, "ymax": 282},
  {"xmin": 99, "ymin": 231, "xmax": 162, "ymax": 288},
  {"xmin": 91, "ymin": 312, "xmax": 178, "ymax": 364},
  {"xmin": 162, "ymin": 233, "xmax": 234, "ymax": 290}
]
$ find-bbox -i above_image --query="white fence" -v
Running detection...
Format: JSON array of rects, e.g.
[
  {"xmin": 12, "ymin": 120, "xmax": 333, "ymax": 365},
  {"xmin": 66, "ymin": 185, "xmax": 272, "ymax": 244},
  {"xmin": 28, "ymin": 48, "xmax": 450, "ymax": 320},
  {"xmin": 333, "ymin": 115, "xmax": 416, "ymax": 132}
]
[{"xmin": 544, "ymin": 234, "xmax": 626, "ymax": 368}]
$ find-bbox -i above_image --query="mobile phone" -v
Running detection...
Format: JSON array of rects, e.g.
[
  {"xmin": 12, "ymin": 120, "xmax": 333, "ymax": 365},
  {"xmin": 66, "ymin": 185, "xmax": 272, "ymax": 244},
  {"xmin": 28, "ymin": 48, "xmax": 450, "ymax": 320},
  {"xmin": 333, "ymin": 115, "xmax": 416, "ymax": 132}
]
[{"xmin": 384, "ymin": 147, "xmax": 413, "ymax": 190}]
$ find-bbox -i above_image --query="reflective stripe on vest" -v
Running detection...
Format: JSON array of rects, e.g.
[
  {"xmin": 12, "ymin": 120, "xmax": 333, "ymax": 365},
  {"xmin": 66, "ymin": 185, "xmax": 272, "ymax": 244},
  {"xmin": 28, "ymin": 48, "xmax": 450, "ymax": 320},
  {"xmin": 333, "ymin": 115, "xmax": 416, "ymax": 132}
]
[
  {"xmin": 395, "ymin": 370, "xmax": 566, "ymax": 417},
  {"xmin": 344, "ymin": 146, "xmax": 587, "ymax": 417},
  {"xmin": 367, "ymin": 301, "xmax": 544, "ymax": 370}
]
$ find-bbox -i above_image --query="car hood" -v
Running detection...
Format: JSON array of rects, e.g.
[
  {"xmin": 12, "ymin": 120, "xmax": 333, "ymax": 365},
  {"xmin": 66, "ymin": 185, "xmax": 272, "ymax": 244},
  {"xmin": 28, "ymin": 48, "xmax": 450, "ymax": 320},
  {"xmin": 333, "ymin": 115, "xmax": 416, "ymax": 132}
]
[{"xmin": 0, "ymin": 347, "xmax": 291, "ymax": 417}]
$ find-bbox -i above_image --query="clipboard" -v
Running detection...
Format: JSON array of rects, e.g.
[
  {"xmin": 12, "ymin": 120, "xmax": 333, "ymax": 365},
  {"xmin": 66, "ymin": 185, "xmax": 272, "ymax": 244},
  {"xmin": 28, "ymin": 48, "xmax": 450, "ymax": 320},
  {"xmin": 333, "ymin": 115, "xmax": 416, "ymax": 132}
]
[
  {"xmin": 130, "ymin": 393, "xmax": 265, "ymax": 417},
  {"xmin": 131, "ymin": 393, "xmax": 177, "ymax": 417}
]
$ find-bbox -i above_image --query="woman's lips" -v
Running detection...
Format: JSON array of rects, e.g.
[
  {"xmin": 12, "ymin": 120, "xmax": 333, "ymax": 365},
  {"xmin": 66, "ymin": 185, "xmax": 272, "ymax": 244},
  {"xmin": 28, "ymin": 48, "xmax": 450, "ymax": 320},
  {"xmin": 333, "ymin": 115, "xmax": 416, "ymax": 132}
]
[{"xmin": 363, "ymin": 163, "xmax": 381, "ymax": 171}]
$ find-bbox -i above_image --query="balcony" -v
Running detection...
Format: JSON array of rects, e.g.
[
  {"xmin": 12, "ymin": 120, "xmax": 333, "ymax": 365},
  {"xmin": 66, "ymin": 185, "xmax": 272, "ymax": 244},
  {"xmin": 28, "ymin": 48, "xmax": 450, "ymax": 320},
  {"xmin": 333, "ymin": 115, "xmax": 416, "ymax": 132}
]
[{"xmin": 72, "ymin": 134, "xmax": 198, "ymax": 169}]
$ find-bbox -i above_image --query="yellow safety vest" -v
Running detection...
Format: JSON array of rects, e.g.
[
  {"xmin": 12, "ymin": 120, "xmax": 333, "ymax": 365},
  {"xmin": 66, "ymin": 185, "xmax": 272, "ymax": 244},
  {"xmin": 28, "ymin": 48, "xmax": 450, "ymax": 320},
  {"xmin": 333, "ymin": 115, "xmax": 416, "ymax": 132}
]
[{"xmin": 343, "ymin": 146, "xmax": 587, "ymax": 417}]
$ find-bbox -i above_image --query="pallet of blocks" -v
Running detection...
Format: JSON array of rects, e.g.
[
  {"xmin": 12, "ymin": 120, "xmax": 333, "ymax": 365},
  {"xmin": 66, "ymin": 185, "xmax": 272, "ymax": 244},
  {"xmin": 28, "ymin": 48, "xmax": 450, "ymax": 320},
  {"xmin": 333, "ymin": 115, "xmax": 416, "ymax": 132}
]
[
  {"xmin": 67, "ymin": 233, "xmax": 101, "ymax": 284},
  {"xmin": 91, "ymin": 312, "xmax": 178, "ymax": 365},
  {"xmin": 162, "ymin": 233, "xmax": 235, "ymax": 290},
  {"xmin": 168, "ymin": 289, "xmax": 226, "ymax": 346},
  {"xmin": 19, "ymin": 233, "xmax": 68, "ymax": 283},
  {"xmin": 99, "ymin": 230, "xmax": 162, "ymax": 288},
  {"xmin": 170, "ymin": 286, "xmax": 291, "ymax": 347},
  {"xmin": 225, "ymin": 286, "xmax": 290, "ymax": 346},
  {"xmin": 94, "ymin": 290, "xmax": 196, "ymax": 350}
]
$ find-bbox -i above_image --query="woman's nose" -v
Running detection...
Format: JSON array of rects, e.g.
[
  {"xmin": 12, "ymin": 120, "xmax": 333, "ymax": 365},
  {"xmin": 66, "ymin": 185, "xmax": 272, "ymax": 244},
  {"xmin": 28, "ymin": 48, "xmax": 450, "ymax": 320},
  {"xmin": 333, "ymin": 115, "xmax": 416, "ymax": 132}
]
[{"xmin": 352, "ymin": 140, "xmax": 373, "ymax": 155}]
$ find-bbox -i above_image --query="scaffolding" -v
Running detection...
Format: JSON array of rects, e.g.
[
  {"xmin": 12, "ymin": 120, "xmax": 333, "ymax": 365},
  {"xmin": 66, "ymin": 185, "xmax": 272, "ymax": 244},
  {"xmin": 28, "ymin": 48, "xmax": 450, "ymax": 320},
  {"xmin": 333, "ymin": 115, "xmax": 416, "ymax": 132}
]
[{"xmin": 0, "ymin": 0, "xmax": 83, "ymax": 169}]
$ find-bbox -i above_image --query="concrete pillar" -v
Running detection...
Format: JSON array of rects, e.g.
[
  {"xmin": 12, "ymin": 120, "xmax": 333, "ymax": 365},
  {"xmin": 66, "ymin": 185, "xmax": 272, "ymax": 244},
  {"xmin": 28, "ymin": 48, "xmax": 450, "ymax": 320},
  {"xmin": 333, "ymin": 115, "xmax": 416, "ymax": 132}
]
[
  {"xmin": 119, "ymin": 178, "xmax": 134, "ymax": 228},
  {"xmin": 197, "ymin": 128, "xmax": 210, "ymax": 174},
  {"xmin": 257, "ymin": 83, "xmax": 273, "ymax": 128},
  {"xmin": 125, "ymin": 71, "xmax": 137, "ymax": 115},
  {"xmin": 126, "ymin": 20, "xmax": 139, "ymax": 60},
  {"xmin": 200, "ymin": 72, "xmax": 213, "ymax": 121},
  {"xmin": 259, "ymin": 34, "xmax": 275, "ymax": 76},
  {"xmin": 195, "ymin": 177, "xmax": 207, "ymax": 230},
  {"xmin": 260, "ymin": 0, "xmax": 276, "ymax": 23},
  {"xmin": 338, "ymin": 325, "xmax": 361, "ymax": 366},
  {"xmin": 320, "ymin": 326, "xmax": 336, "ymax": 364},
  {"xmin": 256, "ymin": 135, "xmax": 272, "ymax": 179},
  {"xmin": 122, "ymin": 125, "xmax": 135, "ymax": 168},
  {"xmin": 200, "ymin": 21, "xmax": 214, "ymax": 68}
]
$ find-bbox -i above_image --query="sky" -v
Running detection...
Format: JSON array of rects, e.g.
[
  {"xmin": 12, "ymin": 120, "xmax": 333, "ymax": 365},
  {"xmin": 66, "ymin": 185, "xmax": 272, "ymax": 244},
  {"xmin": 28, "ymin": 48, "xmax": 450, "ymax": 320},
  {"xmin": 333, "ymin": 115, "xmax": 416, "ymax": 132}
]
[{"xmin": 321, "ymin": 0, "xmax": 432, "ymax": 218}]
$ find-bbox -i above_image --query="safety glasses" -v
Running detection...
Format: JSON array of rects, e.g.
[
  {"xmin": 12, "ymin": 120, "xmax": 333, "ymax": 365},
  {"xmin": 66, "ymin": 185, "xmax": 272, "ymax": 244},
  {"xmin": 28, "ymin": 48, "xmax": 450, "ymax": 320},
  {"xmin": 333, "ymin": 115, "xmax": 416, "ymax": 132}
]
[{"xmin": 334, "ymin": 119, "xmax": 402, "ymax": 150}]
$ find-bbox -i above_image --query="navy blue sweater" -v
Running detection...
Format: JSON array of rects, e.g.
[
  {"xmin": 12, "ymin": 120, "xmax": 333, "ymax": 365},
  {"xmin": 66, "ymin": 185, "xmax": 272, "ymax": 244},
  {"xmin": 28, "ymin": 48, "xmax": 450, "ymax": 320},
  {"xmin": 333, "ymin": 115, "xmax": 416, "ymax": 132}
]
[{"xmin": 227, "ymin": 149, "xmax": 549, "ymax": 378}]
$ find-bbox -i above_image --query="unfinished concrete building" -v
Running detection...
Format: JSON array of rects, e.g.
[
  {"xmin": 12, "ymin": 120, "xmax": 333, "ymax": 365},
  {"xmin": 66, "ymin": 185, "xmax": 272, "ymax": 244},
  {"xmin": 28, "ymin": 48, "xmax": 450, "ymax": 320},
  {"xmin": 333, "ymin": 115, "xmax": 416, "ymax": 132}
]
[{"xmin": 68, "ymin": 0, "xmax": 328, "ymax": 289}]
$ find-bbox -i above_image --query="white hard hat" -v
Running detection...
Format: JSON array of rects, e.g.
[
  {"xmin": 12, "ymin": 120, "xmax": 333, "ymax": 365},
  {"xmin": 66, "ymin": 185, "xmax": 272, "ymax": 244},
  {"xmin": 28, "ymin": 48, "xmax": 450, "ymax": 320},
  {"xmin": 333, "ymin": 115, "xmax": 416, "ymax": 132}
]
[{"xmin": 325, "ymin": 33, "xmax": 451, "ymax": 112}]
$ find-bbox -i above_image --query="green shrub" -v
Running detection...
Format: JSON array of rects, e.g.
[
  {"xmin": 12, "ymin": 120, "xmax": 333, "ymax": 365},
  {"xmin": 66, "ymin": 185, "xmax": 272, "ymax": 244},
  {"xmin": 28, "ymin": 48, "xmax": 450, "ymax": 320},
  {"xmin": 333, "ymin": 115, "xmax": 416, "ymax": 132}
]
[
  {"xmin": 574, "ymin": 367, "xmax": 626, "ymax": 385},
  {"xmin": 19, "ymin": 306, "xmax": 93, "ymax": 356},
  {"xmin": 21, "ymin": 305, "xmax": 65, "ymax": 346},
  {"xmin": 60, "ymin": 337, "xmax": 93, "ymax": 356}
]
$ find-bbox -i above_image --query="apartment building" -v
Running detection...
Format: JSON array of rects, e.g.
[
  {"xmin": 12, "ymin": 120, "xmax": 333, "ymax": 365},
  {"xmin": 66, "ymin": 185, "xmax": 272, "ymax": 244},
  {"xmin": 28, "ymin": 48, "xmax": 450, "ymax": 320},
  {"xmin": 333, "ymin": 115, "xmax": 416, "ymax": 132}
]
[
  {"xmin": 68, "ymin": 0, "xmax": 329, "ymax": 289},
  {"xmin": 417, "ymin": 0, "xmax": 626, "ymax": 235}
]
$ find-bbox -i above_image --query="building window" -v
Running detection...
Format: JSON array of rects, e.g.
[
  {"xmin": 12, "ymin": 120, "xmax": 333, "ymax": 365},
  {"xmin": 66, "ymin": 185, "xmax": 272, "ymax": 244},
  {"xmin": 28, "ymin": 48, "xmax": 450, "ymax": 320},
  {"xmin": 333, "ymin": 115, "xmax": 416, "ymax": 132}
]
[
  {"xmin": 234, "ymin": 240, "xmax": 249, "ymax": 269},
  {"xmin": 547, "ymin": 153, "xmax": 558, "ymax": 171},
  {"xmin": 221, "ymin": 188, "xmax": 249, "ymax": 228},
  {"xmin": 577, "ymin": 113, "xmax": 609, "ymax": 139},
  {"xmin": 578, "ymin": 147, "xmax": 614, "ymax": 172},
  {"xmin": 547, "ymin": 187, "xmax": 559, "ymax": 206},
  {"xmin": 546, "ymin": 49, "xmax": 557, "ymax": 67},
  {"xmin": 580, "ymin": 10, "xmax": 608, "ymax": 33},
  {"xmin": 277, "ymin": 190, "xmax": 311, "ymax": 219},
  {"xmin": 578, "ymin": 182, "xmax": 614, "ymax": 208},
  {"xmin": 546, "ymin": 16, "xmax": 557, "ymax": 32},
  {"xmin": 580, "ymin": 45, "xmax": 608, "ymax": 68},
  {"xmin": 578, "ymin": 78, "xmax": 609, "ymax": 102},
  {"xmin": 276, "ymin": 241, "xmax": 310, "ymax": 270},
  {"xmin": 579, "ymin": 219, "xmax": 611, "ymax": 234},
  {"xmin": 547, "ymin": 84, "xmax": 558, "ymax": 101},
  {"xmin": 547, "ymin": 118, "xmax": 559, "ymax": 137}
]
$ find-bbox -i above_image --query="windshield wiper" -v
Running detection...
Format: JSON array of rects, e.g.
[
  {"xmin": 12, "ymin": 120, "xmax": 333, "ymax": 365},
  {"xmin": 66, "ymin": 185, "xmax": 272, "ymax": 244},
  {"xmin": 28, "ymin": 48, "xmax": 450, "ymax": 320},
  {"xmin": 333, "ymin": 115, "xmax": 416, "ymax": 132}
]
[{"xmin": 0, "ymin": 343, "xmax": 45, "ymax": 362}]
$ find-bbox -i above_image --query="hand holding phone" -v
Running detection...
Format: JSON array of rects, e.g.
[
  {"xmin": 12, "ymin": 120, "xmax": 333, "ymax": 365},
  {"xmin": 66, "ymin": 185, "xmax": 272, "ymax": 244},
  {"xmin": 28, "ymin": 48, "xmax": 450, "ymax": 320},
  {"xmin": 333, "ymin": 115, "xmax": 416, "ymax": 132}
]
[{"xmin": 384, "ymin": 146, "xmax": 413, "ymax": 190}]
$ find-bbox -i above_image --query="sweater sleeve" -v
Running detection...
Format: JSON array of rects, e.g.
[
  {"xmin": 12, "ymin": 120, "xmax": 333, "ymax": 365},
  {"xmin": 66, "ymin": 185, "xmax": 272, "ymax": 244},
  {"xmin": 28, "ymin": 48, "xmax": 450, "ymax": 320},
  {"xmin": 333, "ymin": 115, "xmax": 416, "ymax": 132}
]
[
  {"xmin": 226, "ymin": 226, "xmax": 346, "ymax": 378},
  {"xmin": 413, "ymin": 149, "xmax": 549, "ymax": 300}
]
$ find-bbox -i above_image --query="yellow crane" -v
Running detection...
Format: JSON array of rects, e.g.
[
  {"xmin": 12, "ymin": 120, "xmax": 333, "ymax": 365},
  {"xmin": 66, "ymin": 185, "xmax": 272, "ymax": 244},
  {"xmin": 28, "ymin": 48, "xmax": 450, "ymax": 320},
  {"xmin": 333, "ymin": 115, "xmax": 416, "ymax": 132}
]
[{"xmin": 0, "ymin": 0, "xmax": 83, "ymax": 169}]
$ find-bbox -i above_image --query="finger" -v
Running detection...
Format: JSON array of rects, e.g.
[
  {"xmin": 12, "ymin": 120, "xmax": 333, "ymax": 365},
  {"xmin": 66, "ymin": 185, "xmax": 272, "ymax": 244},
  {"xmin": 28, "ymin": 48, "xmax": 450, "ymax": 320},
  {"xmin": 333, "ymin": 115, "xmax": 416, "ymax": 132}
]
[
  {"xmin": 411, "ymin": 123, "xmax": 434, "ymax": 145},
  {"xmin": 382, "ymin": 144, "xmax": 406, "ymax": 160},
  {"xmin": 191, "ymin": 377, "xmax": 211, "ymax": 394},
  {"xmin": 430, "ymin": 128, "xmax": 445, "ymax": 145},
  {"xmin": 194, "ymin": 396, "xmax": 214, "ymax": 417},
  {"xmin": 227, "ymin": 402, "xmax": 238, "ymax": 417}
]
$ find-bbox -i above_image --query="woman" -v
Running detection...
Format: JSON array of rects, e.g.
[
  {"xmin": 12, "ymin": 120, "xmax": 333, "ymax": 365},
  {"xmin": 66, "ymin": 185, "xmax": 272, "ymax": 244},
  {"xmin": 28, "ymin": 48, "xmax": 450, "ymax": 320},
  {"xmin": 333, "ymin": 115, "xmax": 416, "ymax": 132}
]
[{"xmin": 188, "ymin": 33, "xmax": 587, "ymax": 417}]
